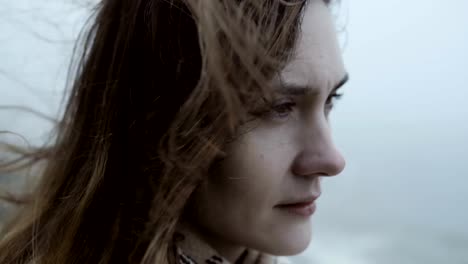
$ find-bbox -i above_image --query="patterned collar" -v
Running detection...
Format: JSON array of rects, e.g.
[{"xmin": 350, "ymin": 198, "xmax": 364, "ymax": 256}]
[
  {"xmin": 173, "ymin": 224, "xmax": 291, "ymax": 264},
  {"xmin": 174, "ymin": 228, "xmax": 230, "ymax": 264}
]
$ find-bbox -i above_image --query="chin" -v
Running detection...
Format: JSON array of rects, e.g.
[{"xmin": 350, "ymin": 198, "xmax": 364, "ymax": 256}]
[
  {"xmin": 274, "ymin": 236, "xmax": 312, "ymax": 256},
  {"xmin": 255, "ymin": 224, "xmax": 313, "ymax": 256}
]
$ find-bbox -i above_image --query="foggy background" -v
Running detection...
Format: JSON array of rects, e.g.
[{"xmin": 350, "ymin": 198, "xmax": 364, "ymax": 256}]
[{"xmin": 1, "ymin": 0, "xmax": 467, "ymax": 263}]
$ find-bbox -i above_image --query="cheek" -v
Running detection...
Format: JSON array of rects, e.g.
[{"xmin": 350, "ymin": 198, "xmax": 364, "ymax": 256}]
[
  {"xmin": 198, "ymin": 131, "xmax": 293, "ymax": 220},
  {"xmin": 219, "ymin": 126, "xmax": 296, "ymax": 206},
  {"xmin": 191, "ymin": 124, "xmax": 302, "ymax": 248}
]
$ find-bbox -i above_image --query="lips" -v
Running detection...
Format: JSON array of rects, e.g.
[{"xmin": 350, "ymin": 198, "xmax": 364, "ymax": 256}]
[
  {"xmin": 275, "ymin": 194, "xmax": 320, "ymax": 217},
  {"xmin": 276, "ymin": 194, "xmax": 321, "ymax": 206}
]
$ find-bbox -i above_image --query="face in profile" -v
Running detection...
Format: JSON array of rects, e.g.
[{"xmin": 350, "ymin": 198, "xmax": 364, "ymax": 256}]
[{"xmin": 189, "ymin": 0, "xmax": 348, "ymax": 259}]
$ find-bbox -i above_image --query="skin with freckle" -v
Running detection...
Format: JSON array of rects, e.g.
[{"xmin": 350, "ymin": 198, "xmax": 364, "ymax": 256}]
[
  {"xmin": 187, "ymin": 0, "xmax": 347, "ymax": 261},
  {"xmin": 0, "ymin": 1, "xmax": 350, "ymax": 264}
]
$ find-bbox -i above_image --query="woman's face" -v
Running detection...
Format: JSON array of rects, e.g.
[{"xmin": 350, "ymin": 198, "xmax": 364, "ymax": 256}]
[{"xmin": 190, "ymin": 0, "xmax": 347, "ymax": 259}]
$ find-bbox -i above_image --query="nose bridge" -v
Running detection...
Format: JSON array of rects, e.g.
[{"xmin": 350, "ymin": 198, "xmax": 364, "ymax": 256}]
[
  {"xmin": 307, "ymin": 117, "xmax": 335, "ymax": 158},
  {"xmin": 292, "ymin": 115, "xmax": 345, "ymax": 177}
]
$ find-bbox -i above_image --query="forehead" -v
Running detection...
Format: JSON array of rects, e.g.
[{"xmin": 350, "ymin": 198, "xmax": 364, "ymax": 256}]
[{"xmin": 279, "ymin": 0, "xmax": 346, "ymax": 91}]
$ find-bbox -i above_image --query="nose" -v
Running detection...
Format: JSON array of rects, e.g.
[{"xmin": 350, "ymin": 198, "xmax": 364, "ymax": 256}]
[{"xmin": 291, "ymin": 125, "xmax": 346, "ymax": 177}]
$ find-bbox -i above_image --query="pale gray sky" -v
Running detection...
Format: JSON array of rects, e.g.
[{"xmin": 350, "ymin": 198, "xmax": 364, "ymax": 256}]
[
  {"xmin": 302, "ymin": 1, "xmax": 468, "ymax": 263},
  {"xmin": 1, "ymin": 0, "xmax": 467, "ymax": 263}
]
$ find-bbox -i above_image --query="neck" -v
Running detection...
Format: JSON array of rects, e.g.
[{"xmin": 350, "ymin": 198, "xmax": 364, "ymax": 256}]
[
  {"xmin": 200, "ymin": 232, "xmax": 246, "ymax": 263},
  {"xmin": 176, "ymin": 221, "xmax": 246, "ymax": 263}
]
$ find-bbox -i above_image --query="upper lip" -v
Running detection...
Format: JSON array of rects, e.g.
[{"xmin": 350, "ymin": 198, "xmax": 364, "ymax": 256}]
[{"xmin": 275, "ymin": 193, "xmax": 321, "ymax": 206}]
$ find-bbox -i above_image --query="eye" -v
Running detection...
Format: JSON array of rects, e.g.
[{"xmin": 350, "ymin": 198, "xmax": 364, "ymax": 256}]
[
  {"xmin": 325, "ymin": 92, "xmax": 343, "ymax": 112},
  {"xmin": 269, "ymin": 100, "xmax": 296, "ymax": 119}
]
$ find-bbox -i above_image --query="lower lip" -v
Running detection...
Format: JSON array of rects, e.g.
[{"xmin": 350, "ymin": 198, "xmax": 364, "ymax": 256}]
[{"xmin": 276, "ymin": 201, "xmax": 317, "ymax": 217}]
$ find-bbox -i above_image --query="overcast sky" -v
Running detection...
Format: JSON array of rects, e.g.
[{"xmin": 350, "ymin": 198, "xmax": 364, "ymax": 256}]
[
  {"xmin": 1, "ymin": 0, "xmax": 467, "ymax": 263},
  {"xmin": 306, "ymin": 1, "xmax": 468, "ymax": 263}
]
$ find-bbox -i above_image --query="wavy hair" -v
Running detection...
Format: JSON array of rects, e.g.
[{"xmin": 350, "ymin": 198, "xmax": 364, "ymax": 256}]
[{"xmin": 0, "ymin": 0, "xmax": 330, "ymax": 263}]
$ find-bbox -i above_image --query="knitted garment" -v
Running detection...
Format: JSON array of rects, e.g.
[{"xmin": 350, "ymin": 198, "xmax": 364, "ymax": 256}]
[{"xmin": 174, "ymin": 226, "xmax": 292, "ymax": 264}]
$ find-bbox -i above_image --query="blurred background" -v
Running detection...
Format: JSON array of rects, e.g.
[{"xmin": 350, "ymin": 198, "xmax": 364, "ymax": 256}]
[{"xmin": 1, "ymin": 0, "xmax": 467, "ymax": 263}]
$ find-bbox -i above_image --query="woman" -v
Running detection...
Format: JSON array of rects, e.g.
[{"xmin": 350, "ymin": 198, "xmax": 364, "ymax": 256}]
[{"xmin": 0, "ymin": 0, "xmax": 348, "ymax": 263}]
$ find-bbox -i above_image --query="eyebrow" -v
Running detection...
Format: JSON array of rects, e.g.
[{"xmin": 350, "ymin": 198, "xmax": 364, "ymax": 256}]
[{"xmin": 278, "ymin": 73, "xmax": 349, "ymax": 96}]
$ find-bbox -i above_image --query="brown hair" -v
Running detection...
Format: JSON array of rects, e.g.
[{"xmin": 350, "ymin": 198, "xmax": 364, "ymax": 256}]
[{"xmin": 0, "ymin": 0, "xmax": 328, "ymax": 263}]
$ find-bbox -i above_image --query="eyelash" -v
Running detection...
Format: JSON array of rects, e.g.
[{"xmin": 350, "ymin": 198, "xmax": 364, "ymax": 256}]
[
  {"xmin": 269, "ymin": 92, "xmax": 343, "ymax": 118},
  {"xmin": 250, "ymin": 92, "xmax": 344, "ymax": 122},
  {"xmin": 326, "ymin": 92, "xmax": 343, "ymax": 110},
  {"xmin": 270, "ymin": 100, "xmax": 296, "ymax": 119}
]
